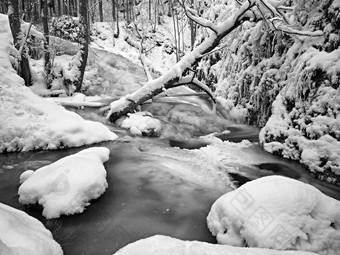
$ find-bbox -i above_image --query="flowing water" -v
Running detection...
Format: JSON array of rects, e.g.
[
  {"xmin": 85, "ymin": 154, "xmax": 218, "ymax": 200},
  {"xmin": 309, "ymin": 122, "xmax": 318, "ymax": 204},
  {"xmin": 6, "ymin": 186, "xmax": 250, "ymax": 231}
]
[{"xmin": 1, "ymin": 50, "xmax": 339, "ymax": 255}]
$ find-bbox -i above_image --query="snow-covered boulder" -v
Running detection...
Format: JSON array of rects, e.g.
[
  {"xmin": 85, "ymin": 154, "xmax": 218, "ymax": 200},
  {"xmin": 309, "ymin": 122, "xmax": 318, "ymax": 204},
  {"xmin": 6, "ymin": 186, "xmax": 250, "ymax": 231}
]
[
  {"xmin": 0, "ymin": 14, "xmax": 117, "ymax": 153},
  {"xmin": 18, "ymin": 147, "xmax": 110, "ymax": 219},
  {"xmin": 113, "ymin": 235, "xmax": 318, "ymax": 255},
  {"xmin": 120, "ymin": 111, "xmax": 162, "ymax": 136},
  {"xmin": 207, "ymin": 176, "xmax": 340, "ymax": 255},
  {"xmin": 0, "ymin": 203, "xmax": 63, "ymax": 255}
]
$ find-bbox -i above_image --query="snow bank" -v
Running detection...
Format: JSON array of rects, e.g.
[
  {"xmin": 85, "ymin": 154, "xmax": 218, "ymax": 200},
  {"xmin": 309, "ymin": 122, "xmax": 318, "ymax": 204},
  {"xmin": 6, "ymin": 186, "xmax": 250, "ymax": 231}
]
[
  {"xmin": 207, "ymin": 176, "xmax": 340, "ymax": 255},
  {"xmin": 18, "ymin": 147, "xmax": 110, "ymax": 219},
  {"xmin": 113, "ymin": 235, "xmax": 318, "ymax": 255},
  {"xmin": 0, "ymin": 203, "xmax": 62, "ymax": 255},
  {"xmin": 260, "ymin": 91, "xmax": 340, "ymax": 183},
  {"xmin": 0, "ymin": 14, "xmax": 117, "ymax": 153},
  {"xmin": 119, "ymin": 111, "xmax": 162, "ymax": 136}
]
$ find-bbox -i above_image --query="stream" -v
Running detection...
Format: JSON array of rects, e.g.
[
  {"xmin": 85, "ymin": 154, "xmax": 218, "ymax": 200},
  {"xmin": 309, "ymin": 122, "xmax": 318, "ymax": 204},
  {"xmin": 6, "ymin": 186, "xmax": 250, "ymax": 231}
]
[{"xmin": 1, "ymin": 49, "xmax": 340, "ymax": 255}]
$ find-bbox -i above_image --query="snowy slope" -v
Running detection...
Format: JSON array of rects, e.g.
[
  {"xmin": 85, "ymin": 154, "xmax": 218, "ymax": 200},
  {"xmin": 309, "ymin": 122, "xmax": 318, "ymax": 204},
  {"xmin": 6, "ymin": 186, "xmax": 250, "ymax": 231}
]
[
  {"xmin": 0, "ymin": 14, "xmax": 117, "ymax": 152},
  {"xmin": 207, "ymin": 176, "xmax": 340, "ymax": 255},
  {"xmin": 0, "ymin": 203, "xmax": 63, "ymax": 255},
  {"xmin": 18, "ymin": 147, "xmax": 110, "ymax": 219},
  {"xmin": 113, "ymin": 235, "xmax": 318, "ymax": 255}
]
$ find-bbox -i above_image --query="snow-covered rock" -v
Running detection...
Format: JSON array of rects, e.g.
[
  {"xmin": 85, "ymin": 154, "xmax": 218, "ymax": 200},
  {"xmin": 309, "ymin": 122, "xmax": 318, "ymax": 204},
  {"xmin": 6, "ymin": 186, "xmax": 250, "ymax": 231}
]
[
  {"xmin": 19, "ymin": 170, "xmax": 34, "ymax": 184},
  {"xmin": 0, "ymin": 202, "xmax": 63, "ymax": 255},
  {"xmin": 18, "ymin": 147, "xmax": 110, "ymax": 219},
  {"xmin": 113, "ymin": 235, "xmax": 318, "ymax": 255},
  {"xmin": 0, "ymin": 14, "xmax": 118, "ymax": 153},
  {"xmin": 120, "ymin": 111, "xmax": 162, "ymax": 136},
  {"xmin": 207, "ymin": 176, "xmax": 340, "ymax": 255}
]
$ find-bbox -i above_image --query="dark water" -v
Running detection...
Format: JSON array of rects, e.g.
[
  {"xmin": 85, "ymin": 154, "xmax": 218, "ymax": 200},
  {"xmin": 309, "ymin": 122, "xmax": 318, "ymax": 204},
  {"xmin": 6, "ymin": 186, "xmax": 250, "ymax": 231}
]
[
  {"xmin": 0, "ymin": 138, "xmax": 222, "ymax": 255},
  {"xmin": 1, "ymin": 124, "xmax": 340, "ymax": 255}
]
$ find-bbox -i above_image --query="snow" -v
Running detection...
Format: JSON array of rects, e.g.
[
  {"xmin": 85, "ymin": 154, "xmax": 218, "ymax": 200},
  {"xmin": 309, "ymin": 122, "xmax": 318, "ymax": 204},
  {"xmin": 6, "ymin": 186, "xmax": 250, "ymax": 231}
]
[
  {"xmin": 19, "ymin": 170, "xmax": 34, "ymax": 184},
  {"xmin": 18, "ymin": 147, "xmax": 110, "ymax": 219},
  {"xmin": 207, "ymin": 176, "xmax": 340, "ymax": 255},
  {"xmin": 119, "ymin": 111, "xmax": 162, "ymax": 136},
  {"xmin": 0, "ymin": 14, "xmax": 117, "ymax": 153},
  {"xmin": 45, "ymin": 93, "xmax": 107, "ymax": 107},
  {"xmin": 0, "ymin": 202, "xmax": 63, "ymax": 255},
  {"xmin": 113, "ymin": 235, "xmax": 318, "ymax": 255}
]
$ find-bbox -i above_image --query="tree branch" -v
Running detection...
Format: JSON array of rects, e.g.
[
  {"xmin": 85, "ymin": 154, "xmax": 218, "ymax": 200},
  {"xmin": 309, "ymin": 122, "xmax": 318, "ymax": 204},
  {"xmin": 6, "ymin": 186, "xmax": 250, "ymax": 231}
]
[
  {"xmin": 107, "ymin": 0, "xmax": 254, "ymax": 122},
  {"xmin": 177, "ymin": 0, "xmax": 219, "ymax": 34}
]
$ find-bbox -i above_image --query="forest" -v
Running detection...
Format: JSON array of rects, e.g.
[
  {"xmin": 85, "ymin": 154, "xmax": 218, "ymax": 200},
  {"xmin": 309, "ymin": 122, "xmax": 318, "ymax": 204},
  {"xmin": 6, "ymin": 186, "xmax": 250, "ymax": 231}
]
[{"xmin": 0, "ymin": 0, "xmax": 339, "ymax": 255}]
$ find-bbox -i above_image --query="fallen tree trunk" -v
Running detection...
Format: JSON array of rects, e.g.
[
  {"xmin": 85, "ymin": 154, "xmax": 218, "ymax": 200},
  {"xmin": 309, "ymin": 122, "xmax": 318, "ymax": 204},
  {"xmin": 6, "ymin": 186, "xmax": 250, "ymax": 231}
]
[{"xmin": 107, "ymin": 1, "xmax": 253, "ymax": 122}]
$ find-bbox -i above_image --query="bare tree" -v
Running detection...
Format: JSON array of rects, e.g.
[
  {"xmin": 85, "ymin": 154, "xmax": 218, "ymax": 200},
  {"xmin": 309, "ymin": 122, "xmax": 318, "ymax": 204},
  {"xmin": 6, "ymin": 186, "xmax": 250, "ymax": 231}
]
[
  {"xmin": 42, "ymin": 0, "xmax": 52, "ymax": 88},
  {"xmin": 73, "ymin": 0, "xmax": 89, "ymax": 92},
  {"xmin": 99, "ymin": 0, "xmax": 103, "ymax": 21},
  {"xmin": 112, "ymin": 0, "xmax": 116, "ymax": 21},
  {"xmin": 106, "ymin": 0, "xmax": 323, "ymax": 122},
  {"xmin": 8, "ymin": 0, "xmax": 32, "ymax": 86}
]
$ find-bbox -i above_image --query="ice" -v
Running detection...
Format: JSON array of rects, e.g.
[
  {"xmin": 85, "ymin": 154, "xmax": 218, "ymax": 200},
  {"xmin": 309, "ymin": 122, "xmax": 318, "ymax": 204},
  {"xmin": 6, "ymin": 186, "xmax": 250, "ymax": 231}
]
[
  {"xmin": 207, "ymin": 176, "xmax": 340, "ymax": 255},
  {"xmin": 113, "ymin": 235, "xmax": 318, "ymax": 255},
  {"xmin": 0, "ymin": 202, "xmax": 62, "ymax": 255},
  {"xmin": 18, "ymin": 147, "xmax": 110, "ymax": 219}
]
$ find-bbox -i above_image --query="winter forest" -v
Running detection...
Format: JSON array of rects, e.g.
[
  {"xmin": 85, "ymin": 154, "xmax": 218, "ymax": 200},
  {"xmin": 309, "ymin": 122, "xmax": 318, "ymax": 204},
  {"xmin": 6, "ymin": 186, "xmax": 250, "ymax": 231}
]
[{"xmin": 0, "ymin": 0, "xmax": 339, "ymax": 254}]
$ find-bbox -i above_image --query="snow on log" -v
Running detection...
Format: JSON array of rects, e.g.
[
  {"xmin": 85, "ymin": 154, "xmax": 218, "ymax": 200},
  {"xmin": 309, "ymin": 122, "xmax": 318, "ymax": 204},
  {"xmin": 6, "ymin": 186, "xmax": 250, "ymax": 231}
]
[{"xmin": 207, "ymin": 175, "xmax": 340, "ymax": 255}]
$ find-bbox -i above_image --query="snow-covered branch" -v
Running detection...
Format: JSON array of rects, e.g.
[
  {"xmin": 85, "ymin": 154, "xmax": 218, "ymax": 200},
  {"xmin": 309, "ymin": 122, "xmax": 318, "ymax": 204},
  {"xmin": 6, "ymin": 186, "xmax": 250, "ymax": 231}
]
[
  {"xmin": 106, "ymin": 0, "xmax": 254, "ymax": 122},
  {"xmin": 106, "ymin": 0, "xmax": 323, "ymax": 122},
  {"xmin": 182, "ymin": 4, "xmax": 219, "ymax": 34},
  {"xmin": 172, "ymin": 75, "xmax": 217, "ymax": 104},
  {"xmin": 269, "ymin": 17, "xmax": 324, "ymax": 37}
]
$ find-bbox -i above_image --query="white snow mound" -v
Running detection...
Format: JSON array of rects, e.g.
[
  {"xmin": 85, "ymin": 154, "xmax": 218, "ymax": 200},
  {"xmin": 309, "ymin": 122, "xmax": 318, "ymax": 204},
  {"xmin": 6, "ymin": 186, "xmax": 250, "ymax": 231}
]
[
  {"xmin": 113, "ymin": 235, "xmax": 318, "ymax": 255},
  {"xmin": 207, "ymin": 176, "xmax": 340, "ymax": 255},
  {"xmin": 0, "ymin": 203, "xmax": 63, "ymax": 255},
  {"xmin": 120, "ymin": 111, "xmax": 162, "ymax": 136},
  {"xmin": 18, "ymin": 147, "xmax": 110, "ymax": 219}
]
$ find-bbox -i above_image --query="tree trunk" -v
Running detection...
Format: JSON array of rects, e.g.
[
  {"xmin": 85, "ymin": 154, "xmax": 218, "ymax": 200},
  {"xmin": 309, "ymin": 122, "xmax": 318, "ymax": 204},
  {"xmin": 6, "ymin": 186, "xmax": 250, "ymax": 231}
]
[
  {"xmin": 9, "ymin": 0, "xmax": 32, "ymax": 86},
  {"xmin": 99, "ymin": 0, "xmax": 103, "ymax": 21},
  {"xmin": 148, "ymin": 0, "xmax": 151, "ymax": 20},
  {"xmin": 56, "ymin": 0, "xmax": 61, "ymax": 16},
  {"xmin": 190, "ymin": 0, "xmax": 196, "ymax": 50},
  {"xmin": 114, "ymin": 1, "xmax": 119, "ymax": 38},
  {"xmin": 91, "ymin": 0, "xmax": 95, "ymax": 22},
  {"xmin": 74, "ymin": 0, "xmax": 79, "ymax": 17},
  {"xmin": 153, "ymin": 0, "xmax": 158, "ymax": 32},
  {"xmin": 126, "ymin": 0, "xmax": 129, "ymax": 22},
  {"xmin": 74, "ymin": 0, "xmax": 89, "ymax": 92},
  {"xmin": 42, "ymin": 0, "xmax": 51, "ymax": 88},
  {"xmin": 112, "ymin": 0, "xmax": 116, "ymax": 21}
]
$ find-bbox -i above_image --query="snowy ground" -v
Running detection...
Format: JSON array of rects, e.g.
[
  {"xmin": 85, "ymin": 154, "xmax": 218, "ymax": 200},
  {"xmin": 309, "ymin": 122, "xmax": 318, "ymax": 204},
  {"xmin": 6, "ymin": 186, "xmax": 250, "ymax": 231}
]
[
  {"xmin": 0, "ymin": 14, "xmax": 117, "ymax": 153},
  {"xmin": 0, "ymin": 202, "xmax": 63, "ymax": 255},
  {"xmin": 113, "ymin": 235, "xmax": 318, "ymax": 255}
]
